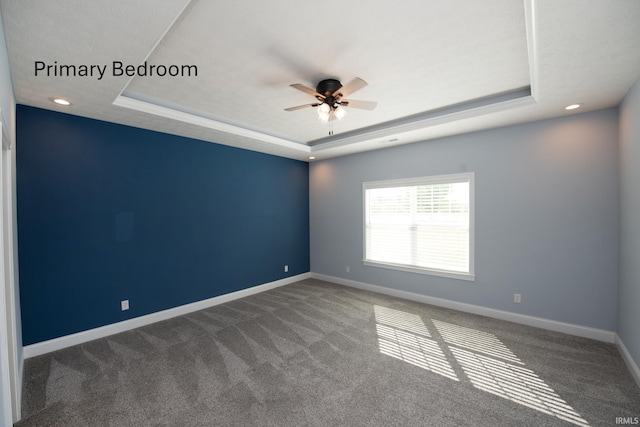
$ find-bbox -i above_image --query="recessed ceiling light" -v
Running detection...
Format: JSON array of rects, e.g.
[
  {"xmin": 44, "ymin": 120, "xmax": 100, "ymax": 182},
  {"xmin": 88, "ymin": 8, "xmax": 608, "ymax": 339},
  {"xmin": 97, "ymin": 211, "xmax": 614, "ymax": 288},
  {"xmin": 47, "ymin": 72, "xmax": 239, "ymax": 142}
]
[
  {"xmin": 565, "ymin": 104, "xmax": 580, "ymax": 110},
  {"xmin": 308, "ymin": 156, "xmax": 316, "ymax": 160},
  {"xmin": 50, "ymin": 98, "xmax": 71, "ymax": 106}
]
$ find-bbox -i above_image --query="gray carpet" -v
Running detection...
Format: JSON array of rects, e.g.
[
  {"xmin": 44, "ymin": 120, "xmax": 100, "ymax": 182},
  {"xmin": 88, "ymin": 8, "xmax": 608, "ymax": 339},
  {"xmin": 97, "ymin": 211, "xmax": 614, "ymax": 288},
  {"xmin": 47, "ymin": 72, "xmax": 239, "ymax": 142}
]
[{"xmin": 16, "ymin": 279, "xmax": 640, "ymax": 426}]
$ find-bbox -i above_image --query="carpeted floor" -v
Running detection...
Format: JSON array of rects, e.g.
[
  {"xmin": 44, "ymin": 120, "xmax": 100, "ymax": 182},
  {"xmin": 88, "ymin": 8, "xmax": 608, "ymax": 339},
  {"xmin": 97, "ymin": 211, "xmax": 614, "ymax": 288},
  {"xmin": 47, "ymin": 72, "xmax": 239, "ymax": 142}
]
[{"xmin": 17, "ymin": 279, "xmax": 640, "ymax": 426}]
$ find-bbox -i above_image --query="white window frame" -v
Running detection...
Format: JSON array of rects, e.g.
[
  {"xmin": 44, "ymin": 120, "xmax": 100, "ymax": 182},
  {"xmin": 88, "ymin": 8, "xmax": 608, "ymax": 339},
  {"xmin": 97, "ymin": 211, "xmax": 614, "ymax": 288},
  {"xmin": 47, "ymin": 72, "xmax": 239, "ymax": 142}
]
[{"xmin": 362, "ymin": 172, "xmax": 475, "ymax": 281}]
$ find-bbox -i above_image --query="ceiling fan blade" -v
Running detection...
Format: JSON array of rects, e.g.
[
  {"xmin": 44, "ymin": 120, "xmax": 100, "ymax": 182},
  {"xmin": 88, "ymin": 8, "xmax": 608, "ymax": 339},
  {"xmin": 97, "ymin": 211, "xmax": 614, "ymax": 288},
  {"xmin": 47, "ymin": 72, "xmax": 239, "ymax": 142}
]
[
  {"xmin": 290, "ymin": 83, "xmax": 324, "ymax": 99},
  {"xmin": 284, "ymin": 103, "xmax": 319, "ymax": 111},
  {"xmin": 333, "ymin": 77, "xmax": 368, "ymax": 98},
  {"xmin": 341, "ymin": 99, "xmax": 378, "ymax": 110}
]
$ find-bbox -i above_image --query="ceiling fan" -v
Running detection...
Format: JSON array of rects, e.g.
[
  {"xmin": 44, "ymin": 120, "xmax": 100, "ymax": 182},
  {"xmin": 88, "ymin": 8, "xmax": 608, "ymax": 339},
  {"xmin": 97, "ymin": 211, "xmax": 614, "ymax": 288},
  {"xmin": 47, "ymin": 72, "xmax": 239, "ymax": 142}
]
[{"xmin": 285, "ymin": 77, "xmax": 377, "ymax": 123}]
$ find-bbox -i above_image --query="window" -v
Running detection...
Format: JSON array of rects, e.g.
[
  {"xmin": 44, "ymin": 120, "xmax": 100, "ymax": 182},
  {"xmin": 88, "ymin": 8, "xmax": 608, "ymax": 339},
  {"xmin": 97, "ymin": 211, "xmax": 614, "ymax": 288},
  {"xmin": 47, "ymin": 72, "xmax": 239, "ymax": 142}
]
[{"xmin": 363, "ymin": 173, "xmax": 474, "ymax": 280}]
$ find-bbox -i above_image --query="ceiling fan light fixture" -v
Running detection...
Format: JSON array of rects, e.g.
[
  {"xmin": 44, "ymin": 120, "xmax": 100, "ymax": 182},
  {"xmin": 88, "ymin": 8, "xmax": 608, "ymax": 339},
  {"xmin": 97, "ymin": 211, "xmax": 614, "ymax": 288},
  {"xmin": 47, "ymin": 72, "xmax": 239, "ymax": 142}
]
[
  {"xmin": 334, "ymin": 106, "xmax": 346, "ymax": 120},
  {"xmin": 317, "ymin": 103, "xmax": 330, "ymax": 114},
  {"xmin": 318, "ymin": 112, "xmax": 330, "ymax": 124}
]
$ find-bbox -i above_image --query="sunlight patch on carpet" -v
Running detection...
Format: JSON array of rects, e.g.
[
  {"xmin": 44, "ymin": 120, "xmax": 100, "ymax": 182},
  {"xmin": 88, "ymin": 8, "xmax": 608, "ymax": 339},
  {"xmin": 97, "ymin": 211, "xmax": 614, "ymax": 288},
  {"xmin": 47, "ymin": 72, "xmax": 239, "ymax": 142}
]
[
  {"xmin": 374, "ymin": 306, "xmax": 458, "ymax": 380},
  {"xmin": 433, "ymin": 319, "xmax": 523, "ymax": 364},
  {"xmin": 373, "ymin": 306, "xmax": 589, "ymax": 426},
  {"xmin": 451, "ymin": 347, "xmax": 588, "ymax": 426}
]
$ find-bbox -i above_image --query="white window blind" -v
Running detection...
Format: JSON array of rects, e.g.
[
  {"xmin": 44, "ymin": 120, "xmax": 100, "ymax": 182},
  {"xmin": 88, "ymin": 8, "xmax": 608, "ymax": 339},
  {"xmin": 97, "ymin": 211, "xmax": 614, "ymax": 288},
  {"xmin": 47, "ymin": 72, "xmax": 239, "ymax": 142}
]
[{"xmin": 363, "ymin": 173, "xmax": 474, "ymax": 280}]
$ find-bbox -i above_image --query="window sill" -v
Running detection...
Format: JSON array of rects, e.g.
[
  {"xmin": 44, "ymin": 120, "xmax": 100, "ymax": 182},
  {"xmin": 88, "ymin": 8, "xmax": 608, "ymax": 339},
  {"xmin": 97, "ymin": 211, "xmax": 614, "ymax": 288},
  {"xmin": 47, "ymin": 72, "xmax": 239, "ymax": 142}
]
[{"xmin": 363, "ymin": 260, "xmax": 475, "ymax": 282}]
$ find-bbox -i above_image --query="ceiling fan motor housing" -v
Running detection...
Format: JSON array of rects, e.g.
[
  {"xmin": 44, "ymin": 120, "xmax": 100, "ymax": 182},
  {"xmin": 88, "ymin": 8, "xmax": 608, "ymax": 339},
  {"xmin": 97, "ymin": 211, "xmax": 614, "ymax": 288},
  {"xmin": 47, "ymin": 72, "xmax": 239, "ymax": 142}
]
[{"xmin": 316, "ymin": 79, "xmax": 343, "ymax": 106}]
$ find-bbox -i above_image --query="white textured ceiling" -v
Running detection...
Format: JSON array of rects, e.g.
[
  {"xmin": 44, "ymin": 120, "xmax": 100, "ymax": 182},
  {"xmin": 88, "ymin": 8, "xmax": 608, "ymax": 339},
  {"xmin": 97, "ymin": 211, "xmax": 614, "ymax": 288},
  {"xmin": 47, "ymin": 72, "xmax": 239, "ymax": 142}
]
[{"xmin": 1, "ymin": 0, "xmax": 639, "ymax": 161}]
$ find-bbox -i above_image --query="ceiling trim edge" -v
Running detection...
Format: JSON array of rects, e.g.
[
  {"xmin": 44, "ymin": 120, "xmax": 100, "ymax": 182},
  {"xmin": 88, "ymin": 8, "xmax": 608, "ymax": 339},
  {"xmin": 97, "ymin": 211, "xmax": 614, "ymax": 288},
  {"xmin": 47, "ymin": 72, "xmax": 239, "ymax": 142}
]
[
  {"xmin": 525, "ymin": 0, "xmax": 540, "ymax": 100},
  {"xmin": 114, "ymin": 0, "xmax": 195, "ymax": 100},
  {"xmin": 310, "ymin": 93, "xmax": 538, "ymax": 153},
  {"xmin": 112, "ymin": 94, "xmax": 310, "ymax": 153}
]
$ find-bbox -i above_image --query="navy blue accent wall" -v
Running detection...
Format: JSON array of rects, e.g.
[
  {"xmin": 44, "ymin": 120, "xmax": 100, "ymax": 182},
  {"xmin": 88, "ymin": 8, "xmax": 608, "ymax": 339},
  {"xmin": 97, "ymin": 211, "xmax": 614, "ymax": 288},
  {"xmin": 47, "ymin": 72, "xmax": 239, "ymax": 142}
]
[{"xmin": 17, "ymin": 105, "xmax": 310, "ymax": 345}]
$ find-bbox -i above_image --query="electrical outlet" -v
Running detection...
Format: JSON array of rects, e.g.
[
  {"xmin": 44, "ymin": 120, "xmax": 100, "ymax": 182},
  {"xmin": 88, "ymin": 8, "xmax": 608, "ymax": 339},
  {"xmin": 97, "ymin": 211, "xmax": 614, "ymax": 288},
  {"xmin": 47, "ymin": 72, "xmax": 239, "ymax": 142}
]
[
  {"xmin": 514, "ymin": 293, "xmax": 521, "ymax": 304},
  {"xmin": 284, "ymin": 265, "xmax": 289, "ymax": 273},
  {"xmin": 121, "ymin": 300, "xmax": 129, "ymax": 311},
  {"xmin": 346, "ymin": 266, "xmax": 350, "ymax": 273}
]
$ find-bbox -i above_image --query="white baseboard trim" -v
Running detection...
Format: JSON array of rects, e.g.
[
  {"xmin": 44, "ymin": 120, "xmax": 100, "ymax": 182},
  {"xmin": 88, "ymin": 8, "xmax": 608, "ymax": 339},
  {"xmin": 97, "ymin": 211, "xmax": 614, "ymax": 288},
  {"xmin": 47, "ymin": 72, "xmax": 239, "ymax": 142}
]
[
  {"xmin": 311, "ymin": 273, "xmax": 616, "ymax": 343},
  {"xmin": 23, "ymin": 273, "xmax": 311, "ymax": 359},
  {"xmin": 616, "ymin": 334, "xmax": 640, "ymax": 389}
]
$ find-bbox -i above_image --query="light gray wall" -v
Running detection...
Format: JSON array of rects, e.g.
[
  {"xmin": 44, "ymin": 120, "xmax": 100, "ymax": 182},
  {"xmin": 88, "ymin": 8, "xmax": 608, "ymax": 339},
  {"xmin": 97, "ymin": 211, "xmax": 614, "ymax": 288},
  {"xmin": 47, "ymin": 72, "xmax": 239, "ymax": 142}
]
[
  {"xmin": 618, "ymin": 77, "xmax": 640, "ymax": 367},
  {"xmin": 311, "ymin": 109, "xmax": 619, "ymax": 331},
  {"xmin": 0, "ymin": 10, "xmax": 18, "ymax": 426},
  {"xmin": 0, "ymin": 14, "xmax": 13, "ymax": 142}
]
